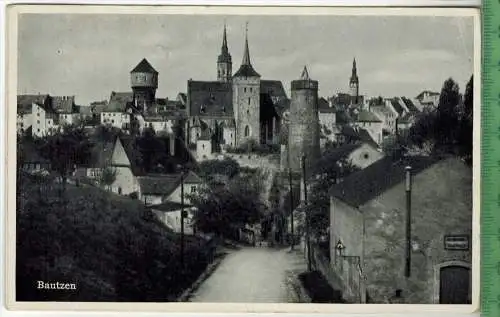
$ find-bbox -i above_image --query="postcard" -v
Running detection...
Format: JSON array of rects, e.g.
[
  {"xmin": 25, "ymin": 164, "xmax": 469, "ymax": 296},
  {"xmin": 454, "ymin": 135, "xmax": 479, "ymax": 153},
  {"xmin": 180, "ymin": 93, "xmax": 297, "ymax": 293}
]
[{"xmin": 5, "ymin": 4, "xmax": 481, "ymax": 314}]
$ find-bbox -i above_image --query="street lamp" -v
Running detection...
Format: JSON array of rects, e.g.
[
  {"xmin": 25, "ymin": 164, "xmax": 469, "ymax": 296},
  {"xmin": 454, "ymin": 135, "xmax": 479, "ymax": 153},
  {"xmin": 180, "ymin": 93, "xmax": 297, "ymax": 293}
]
[{"xmin": 335, "ymin": 239, "xmax": 364, "ymax": 303}]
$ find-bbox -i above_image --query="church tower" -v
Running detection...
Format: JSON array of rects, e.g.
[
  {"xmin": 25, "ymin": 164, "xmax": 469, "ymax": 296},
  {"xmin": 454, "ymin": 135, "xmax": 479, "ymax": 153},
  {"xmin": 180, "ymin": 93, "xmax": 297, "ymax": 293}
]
[
  {"xmin": 232, "ymin": 23, "xmax": 261, "ymax": 147},
  {"xmin": 349, "ymin": 57, "xmax": 360, "ymax": 104},
  {"xmin": 217, "ymin": 23, "xmax": 232, "ymax": 82},
  {"xmin": 130, "ymin": 58, "xmax": 158, "ymax": 111}
]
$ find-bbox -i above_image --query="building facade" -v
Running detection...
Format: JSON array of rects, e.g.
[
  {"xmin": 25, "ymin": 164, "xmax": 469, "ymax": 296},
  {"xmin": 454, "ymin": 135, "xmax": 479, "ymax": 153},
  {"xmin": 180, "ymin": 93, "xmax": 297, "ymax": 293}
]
[{"xmin": 329, "ymin": 156, "xmax": 472, "ymax": 304}]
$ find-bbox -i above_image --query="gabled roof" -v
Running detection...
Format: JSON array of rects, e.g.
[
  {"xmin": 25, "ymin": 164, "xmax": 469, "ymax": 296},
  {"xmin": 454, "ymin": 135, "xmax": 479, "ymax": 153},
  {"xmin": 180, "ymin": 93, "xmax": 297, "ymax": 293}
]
[
  {"xmin": 183, "ymin": 171, "xmax": 204, "ymax": 184},
  {"xmin": 415, "ymin": 90, "xmax": 439, "ymax": 99},
  {"xmin": 318, "ymin": 97, "xmax": 336, "ymax": 113},
  {"xmin": 131, "ymin": 58, "xmax": 158, "ymax": 74},
  {"xmin": 321, "ymin": 143, "xmax": 363, "ymax": 163},
  {"xmin": 104, "ymin": 92, "xmax": 134, "ymax": 112},
  {"xmin": 357, "ymin": 110, "xmax": 382, "ymax": 123},
  {"xmin": 233, "ymin": 64, "xmax": 261, "ymax": 78},
  {"xmin": 357, "ymin": 128, "xmax": 379, "ymax": 148},
  {"xmin": 187, "ymin": 81, "xmax": 233, "ymax": 117},
  {"xmin": 51, "ymin": 96, "xmax": 75, "ymax": 113},
  {"xmin": 390, "ymin": 98, "xmax": 405, "ymax": 116},
  {"xmin": 150, "ymin": 201, "xmax": 193, "ymax": 212},
  {"xmin": 88, "ymin": 141, "xmax": 115, "ymax": 168},
  {"xmin": 401, "ymin": 97, "xmax": 420, "ymax": 114},
  {"xmin": 17, "ymin": 94, "xmax": 50, "ymax": 114},
  {"xmin": 329, "ymin": 155, "xmax": 440, "ymax": 208},
  {"xmin": 138, "ymin": 174, "xmax": 181, "ymax": 196}
]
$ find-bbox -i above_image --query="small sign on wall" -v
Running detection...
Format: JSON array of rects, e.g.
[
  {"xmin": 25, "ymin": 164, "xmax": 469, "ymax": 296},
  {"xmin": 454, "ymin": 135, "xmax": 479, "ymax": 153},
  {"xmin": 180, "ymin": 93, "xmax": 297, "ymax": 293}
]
[{"xmin": 444, "ymin": 235, "xmax": 470, "ymax": 251}]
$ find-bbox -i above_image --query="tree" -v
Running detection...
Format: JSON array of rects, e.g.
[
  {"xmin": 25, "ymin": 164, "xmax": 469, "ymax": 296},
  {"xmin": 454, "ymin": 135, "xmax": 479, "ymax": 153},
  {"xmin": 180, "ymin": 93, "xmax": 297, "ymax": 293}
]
[
  {"xmin": 457, "ymin": 75, "xmax": 473, "ymax": 164},
  {"xmin": 198, "ymin": 158, "xmax": 240, "ymax": 181},
  {"xmin": 306, "ymin": 154, "xmax": 360, "ymax": 236},
  {"xmin": 38, "ymin": 126, "xmax": 92, "ymax": 196},
  {"xmin": 136, "ymin": 128, "xmax": 167, "ymax": 173},
  {"xmin": 188, "ymin": 176, "xmax": 264, "ymax": 238},
  {"xmin": 99, "ymin": 167, "xmax": 117, "ymax": 191},
  {"xmin": 434, "ymin": 78, "xmax": 461, "ymax": 149}
]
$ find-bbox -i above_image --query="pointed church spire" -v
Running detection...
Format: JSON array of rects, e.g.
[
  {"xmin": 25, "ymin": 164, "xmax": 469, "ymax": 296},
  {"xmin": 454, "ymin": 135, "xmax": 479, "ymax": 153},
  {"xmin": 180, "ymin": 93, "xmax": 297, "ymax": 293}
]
[
  {"xmin": 217, "ymin": 21, "xmax": 232, "ymax": 64},
  {"xmin": 350, "ymin": 57, "xmax": 359, "ymax": 83},
  {"xmin": 233, "ymin": 22, "xmax": 260, "ymax": 78},
  {"xmin": 241, "ymin": 22, "xmax": 251, "ymax": 66},
  {"xmin": 300, "ymin": 65, "xmax": 310, "ymax": 80},
  {"xmin": 222, "ymin": 22, "xmax": 228, "ymax": 52}
]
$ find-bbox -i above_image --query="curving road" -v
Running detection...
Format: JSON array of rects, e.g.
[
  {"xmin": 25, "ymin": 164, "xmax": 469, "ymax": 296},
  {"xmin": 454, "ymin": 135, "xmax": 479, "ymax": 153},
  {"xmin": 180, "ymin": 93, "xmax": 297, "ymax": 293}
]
[{"xmin": 188, "ymin": 246, "xmax": 307, "ymax": 303}]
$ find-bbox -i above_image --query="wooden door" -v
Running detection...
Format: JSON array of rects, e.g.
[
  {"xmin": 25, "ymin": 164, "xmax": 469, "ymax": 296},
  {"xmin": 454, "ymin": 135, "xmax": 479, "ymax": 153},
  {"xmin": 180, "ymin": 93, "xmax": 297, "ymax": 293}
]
[{"xmin": 439, "ymin": 265, "xmax": 470, "ymax": 304}]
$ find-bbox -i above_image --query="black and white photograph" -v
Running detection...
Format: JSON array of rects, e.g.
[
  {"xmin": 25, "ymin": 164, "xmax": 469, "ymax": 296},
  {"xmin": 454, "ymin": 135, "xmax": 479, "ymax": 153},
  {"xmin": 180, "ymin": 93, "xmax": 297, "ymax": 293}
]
[{"xmin": 6, "ymin": 5, "xmax": 480, "ymax": 312}]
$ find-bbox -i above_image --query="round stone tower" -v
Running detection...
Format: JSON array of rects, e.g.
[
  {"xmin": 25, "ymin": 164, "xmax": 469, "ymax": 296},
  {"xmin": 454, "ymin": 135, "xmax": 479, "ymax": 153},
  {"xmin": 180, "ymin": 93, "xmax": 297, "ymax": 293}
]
[
  {"xmin": 288, "ymin": 66, "xmax": 320, "ymax": 174},
  {"xmin": 130, "ymin": 58, "xmax": 158, "ymax": 111}
]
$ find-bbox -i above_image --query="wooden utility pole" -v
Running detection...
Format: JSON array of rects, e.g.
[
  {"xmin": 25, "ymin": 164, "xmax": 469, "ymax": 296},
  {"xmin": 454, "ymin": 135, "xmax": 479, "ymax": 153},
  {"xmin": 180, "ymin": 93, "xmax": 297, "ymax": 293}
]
[{"xmin": 302, "ymin": 155, "xmax": 312, "ymax": 271}]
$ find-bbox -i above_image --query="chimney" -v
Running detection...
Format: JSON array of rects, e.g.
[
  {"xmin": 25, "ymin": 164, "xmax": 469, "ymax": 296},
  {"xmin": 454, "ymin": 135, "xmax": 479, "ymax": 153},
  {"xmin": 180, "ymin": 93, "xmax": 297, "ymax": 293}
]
[{"xmin": 404, "ymin": 165, "xmax": 412, "ymax": 278}]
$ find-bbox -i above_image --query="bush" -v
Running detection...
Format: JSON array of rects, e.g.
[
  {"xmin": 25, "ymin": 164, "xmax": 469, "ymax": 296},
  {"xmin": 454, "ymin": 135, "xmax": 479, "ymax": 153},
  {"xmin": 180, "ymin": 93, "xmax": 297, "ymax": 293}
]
[
  {"xmin": 298, "ymin": 270, "xmax": 346, "ymax": 303},
  {"xmin": 225, "ymin": 140, "xmax": 280, "ymax": 155},
  {"xmin": 16, "ymin": 173, "xmax": 213, "ymax": 302}
]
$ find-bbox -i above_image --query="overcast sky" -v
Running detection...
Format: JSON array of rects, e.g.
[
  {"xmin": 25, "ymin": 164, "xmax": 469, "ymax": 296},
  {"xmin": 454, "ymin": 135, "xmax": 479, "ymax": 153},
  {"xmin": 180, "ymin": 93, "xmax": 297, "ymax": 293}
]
[{"xmin": 18, "ymin": 14, "xmax": 475, "ymax": 106}]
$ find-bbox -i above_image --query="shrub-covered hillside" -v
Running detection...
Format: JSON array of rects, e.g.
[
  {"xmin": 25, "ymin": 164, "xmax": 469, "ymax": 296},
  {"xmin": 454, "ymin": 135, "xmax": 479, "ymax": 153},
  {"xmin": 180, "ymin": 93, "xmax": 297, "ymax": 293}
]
[{"xmin": 16, "ymin": 172, "xmax": 213, "ymax": 302}]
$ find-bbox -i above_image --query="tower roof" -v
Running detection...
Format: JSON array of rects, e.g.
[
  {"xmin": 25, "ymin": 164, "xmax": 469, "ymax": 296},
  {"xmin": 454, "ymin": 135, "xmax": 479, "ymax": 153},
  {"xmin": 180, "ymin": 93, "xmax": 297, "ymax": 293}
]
[
  {"xmin": 350, "ymin": 57, "xmax": 358, "ymax": 83},
  {"xmin": 131, "ymin": 58, "xmax": 158, "ymax": 74},
  {"xmin": 218, "ymin": 23, "xmax": 232, "ymax": 63},
  {"xmin": 233, "ymin": 23, "xmax": 260, "ymax": 78},
  {"xmin": 300, "ymin": 66, "xmax": 310, "ymax": 80}
]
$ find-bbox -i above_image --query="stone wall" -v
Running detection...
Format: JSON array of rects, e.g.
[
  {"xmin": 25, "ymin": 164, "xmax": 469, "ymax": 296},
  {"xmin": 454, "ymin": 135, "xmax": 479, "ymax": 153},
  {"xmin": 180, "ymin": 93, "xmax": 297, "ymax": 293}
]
[{"xmin": 361, "ymin": 158, "xmax": 473, "ymax": 304}]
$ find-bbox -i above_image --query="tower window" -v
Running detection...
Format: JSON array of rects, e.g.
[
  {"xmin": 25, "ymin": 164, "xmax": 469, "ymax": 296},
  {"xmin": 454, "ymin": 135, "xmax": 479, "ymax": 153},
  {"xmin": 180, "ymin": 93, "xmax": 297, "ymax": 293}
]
[
  {"xmin": 244, "ymin": 88, "xmax": 247, "ymax": 93},
  {"xmin": 244, "ymin": 125, "xmax": 250, "ymax": 137},
  {"xmin": 250, "ymin": 87, "xmax": 253, "ymax": 92},
  {"xmin": 248, "ymin": 98, "xmax": 251, "ymax": 105},
  {"xmin": 247, "ymin": 110, "xmax": 250, "ymax": 116}
]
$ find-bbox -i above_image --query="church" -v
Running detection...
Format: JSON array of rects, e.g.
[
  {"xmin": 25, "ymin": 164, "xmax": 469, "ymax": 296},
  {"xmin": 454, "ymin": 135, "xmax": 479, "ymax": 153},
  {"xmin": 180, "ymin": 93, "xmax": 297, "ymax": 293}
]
[{"xmin": 185, "ymin": 24, "xmax": 289, "ymax": 151}]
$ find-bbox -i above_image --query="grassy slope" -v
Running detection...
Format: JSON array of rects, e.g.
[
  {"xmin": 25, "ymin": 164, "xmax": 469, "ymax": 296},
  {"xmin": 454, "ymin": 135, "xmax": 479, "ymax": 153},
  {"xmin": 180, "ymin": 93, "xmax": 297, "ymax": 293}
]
[{"xmin": 16, "ymin": 172, "xmax": 213, "ymax": 302}]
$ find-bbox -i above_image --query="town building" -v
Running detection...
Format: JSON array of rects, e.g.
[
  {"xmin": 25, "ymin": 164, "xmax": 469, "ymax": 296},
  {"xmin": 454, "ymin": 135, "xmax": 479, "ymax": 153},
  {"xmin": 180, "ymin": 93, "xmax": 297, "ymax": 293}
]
[
  {"xmin": 415, "ymin": 90, "xmax": 440, "ymax": 109},
  {"xmin": 185, "ymin": 24, "xmax": 289, "ymax": 151},
  {"xmin": 328, "ymin": 155, "xmax": 472, "ymax": 304},
  {"xmin": 150, "ymin": 201, "xmax": 196, "ymax": 234},
  {"xmin": 17, "ymin": 94, "xmax": 80, "ymax": 137},
  {"xmin": 354, "ymin": 110, "xmax": 384, "ymax": 145},
  {"xmin": 74, "ymin": 135, "xmax": 143, "ymax": 195},
  {"xmin": 138, "ymin": 170, "xmax": 203, "ymax": 206},
  {"xmin": 323, "ymin": 142, "xmax": 384, "ymax": 170}
]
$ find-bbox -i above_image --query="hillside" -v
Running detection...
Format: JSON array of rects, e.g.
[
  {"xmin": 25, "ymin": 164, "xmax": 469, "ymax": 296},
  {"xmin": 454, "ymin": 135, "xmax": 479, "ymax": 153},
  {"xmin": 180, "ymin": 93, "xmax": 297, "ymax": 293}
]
[{"xmin": 16, "ymin": 172, "xmax": 213, "ymax": 302}]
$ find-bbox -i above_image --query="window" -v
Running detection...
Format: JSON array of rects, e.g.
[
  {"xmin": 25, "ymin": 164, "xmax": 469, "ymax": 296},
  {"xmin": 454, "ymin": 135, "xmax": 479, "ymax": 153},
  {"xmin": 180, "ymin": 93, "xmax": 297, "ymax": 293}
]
[
  {"xmin": 118, "ymin": 187, "xmax": 122, "ymax": 195},
  {"xmin": 37, "ymin": 120, "xmax": 40, "ymax": 124},
  {"xmin": 247, "ymin": 110, "xmax": 250, "ymax": 116},
  {"xmin": 244, "ymin": 125, "xmax": 250, "ymax": 137},
  {"xmin": 112, "ymin": 120, "xmax": 115, "ymax": 124},
  {"xmin": 202, "ymin": 144, "xmax": 205, "ymax": 149},
  {"xmin": 37, "ymin": 113, "xmax": 40, "ymax": 117},
  {"xmin": 248, "ymin": 98, "xmax": 251, "ymax": 105},
  {"xmin": 244, "ymin": 88, "xmax": 247, "ymax": 93},
  {"xmin": 250, "ymin": 87, "xmax": 253, "ymax": 92},
  {"xmin": 190, "ymin": 186, "xmax": 197, "ymax": 193}
]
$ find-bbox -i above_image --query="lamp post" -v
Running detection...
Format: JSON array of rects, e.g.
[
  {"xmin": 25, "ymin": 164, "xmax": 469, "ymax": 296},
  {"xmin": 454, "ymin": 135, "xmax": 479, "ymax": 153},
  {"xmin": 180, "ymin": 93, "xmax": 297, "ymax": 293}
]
[
  {"xmin": 301, "ymin": 155, "xmax": 312, "ymax": 272},
  {"xmin": 404, "ymin": 166, "xmax": 412, "ymax": 278}
]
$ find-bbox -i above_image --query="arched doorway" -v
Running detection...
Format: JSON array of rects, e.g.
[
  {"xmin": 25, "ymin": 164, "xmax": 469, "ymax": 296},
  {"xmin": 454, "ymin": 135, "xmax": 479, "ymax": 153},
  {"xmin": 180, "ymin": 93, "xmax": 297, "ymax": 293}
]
[{"xmin": 435, "ymin": 261, "xmax": 471, "ymax": 304}]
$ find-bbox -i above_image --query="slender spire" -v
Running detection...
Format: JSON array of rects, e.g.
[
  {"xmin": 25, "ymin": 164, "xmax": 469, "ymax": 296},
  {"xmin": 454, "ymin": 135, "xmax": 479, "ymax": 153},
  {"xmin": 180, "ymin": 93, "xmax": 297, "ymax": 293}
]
[
  {"xmin": 241, "ymin": 22, "xmax": 251, "ymax": 66},
  {"xmin": 217, "ymin": 21, "xmax": 232, "ymax": 63},
  {"xmin": 300, "ymin": 65, "xmax": 310, "ymax": 80},
  {"xmin": 233, "ymin": 22, "xmax": 260, "ymax": 78},
  {"xmin": 222, "ymin": 22, "xmax": 228, "ymax": 52},
  {"xmin": 350, "ymin": 57, "xmax": 358, "ymax": 83}
]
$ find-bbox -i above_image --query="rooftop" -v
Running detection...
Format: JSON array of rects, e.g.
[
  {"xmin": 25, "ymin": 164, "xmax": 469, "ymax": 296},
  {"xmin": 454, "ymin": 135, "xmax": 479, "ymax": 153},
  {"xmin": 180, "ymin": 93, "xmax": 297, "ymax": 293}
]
[{"xmin": 329, "ymin": 155, "xmax": 440, "ymax": 208}]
